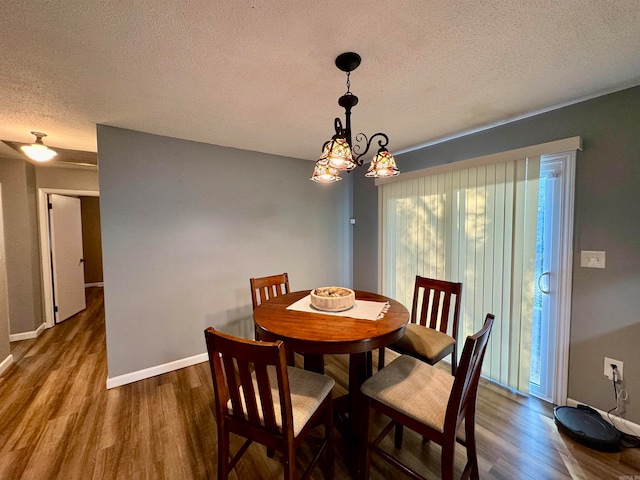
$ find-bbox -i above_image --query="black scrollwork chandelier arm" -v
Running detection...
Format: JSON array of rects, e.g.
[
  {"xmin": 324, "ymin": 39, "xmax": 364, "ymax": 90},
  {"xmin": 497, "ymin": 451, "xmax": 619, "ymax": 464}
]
[
  {"xmin": 325, "ymin": 115, "xmax": 391, "ymax": 167},
  {"xmin": 352, "ymin": 132, "xmax": 389, "ymax": 166}
]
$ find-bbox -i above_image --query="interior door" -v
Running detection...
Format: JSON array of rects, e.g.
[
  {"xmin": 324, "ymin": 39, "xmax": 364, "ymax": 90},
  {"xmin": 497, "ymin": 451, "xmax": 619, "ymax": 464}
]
[{"xmin": 49, "ymin": 194, "xmax": 86, "ymax": 323}]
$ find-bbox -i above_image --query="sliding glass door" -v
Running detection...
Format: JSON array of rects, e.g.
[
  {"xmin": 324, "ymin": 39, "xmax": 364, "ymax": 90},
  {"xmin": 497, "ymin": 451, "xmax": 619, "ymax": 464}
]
[{"xmin": 379, "ymin": 145, "xmax": 577, "ymax": 403}]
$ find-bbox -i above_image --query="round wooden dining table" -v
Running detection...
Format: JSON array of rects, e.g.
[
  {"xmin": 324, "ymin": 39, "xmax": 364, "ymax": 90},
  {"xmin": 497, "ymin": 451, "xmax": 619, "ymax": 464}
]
[{"xmin": 253, "ymin": 289, "xmax": 409, "ymax": 478}]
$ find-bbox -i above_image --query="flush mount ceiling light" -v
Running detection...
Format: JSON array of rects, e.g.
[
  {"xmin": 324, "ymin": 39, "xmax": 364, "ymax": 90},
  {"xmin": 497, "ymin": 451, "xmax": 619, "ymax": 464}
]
[
  {"xmin": 311, "ymin": 52, "xmax": 400, "ymax": 183},
  {"xmin": 20, "ymin": 131, "xmax": 58, "ymax": 162}
]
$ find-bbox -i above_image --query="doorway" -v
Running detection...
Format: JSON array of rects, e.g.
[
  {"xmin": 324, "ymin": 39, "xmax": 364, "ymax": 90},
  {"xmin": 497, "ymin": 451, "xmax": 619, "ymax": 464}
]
[{"xmin": 37, "ymin": 188, "xmax": 100, "ymax": 328}]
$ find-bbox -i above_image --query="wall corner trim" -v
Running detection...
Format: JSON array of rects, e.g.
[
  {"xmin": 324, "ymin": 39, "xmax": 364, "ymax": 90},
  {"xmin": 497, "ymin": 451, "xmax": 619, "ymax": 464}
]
[
  {"xmin": 566, "ymin": 397, "xmax": 640, "ymax": 436},
  {"xmin": 9, "ymin": 323, "xmax": 46, "ymax": 342},
  {"xmin": 106, "ymin": 352, "xmax": 209, "ymax": 389},
  {"xmin": 0, "ymin": 354, "xmax": 14, "ymax": 375}
]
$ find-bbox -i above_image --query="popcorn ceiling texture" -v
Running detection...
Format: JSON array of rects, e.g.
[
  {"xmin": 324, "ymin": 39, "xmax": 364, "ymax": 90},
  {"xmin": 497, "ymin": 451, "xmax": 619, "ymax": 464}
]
[{"xmin": 0, "ymin": 0, "xmax": 639, "ymax": 161}]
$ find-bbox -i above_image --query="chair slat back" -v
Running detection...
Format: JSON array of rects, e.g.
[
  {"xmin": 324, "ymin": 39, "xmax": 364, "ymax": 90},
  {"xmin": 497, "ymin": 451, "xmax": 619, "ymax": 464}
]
[
  {"xmin": 205, "ymin": 328, "xmax": 292, "ymax": 436},
  {"xmin": 250, "ymin": 273, "xmax": 290, "ymax": 310},
  {"xmin": 411, "ymin": 276, "xmax": 462, "ymax": 337},
  {"xmin": 444, "ymin": 314, "xmax": 494, "ymax": 433}
]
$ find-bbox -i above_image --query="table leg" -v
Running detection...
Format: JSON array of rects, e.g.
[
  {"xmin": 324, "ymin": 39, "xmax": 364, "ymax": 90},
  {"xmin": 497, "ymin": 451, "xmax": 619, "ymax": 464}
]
[
  {"xmin": 349, "ymin": 351, "xmax": 369, "ymax": 479},
  {"xmin": 303, "ymin": 353, "xmax": 324, "ymax": 374}
]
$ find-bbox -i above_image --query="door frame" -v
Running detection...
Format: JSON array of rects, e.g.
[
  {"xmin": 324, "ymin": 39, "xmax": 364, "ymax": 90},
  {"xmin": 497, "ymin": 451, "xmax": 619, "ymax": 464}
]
[
  {"xmin": 528, "ymin": 151, "xmax": 575, "ymax": 405},
  {"xmin": 38, "ymin": 188, "xmax": 99, "ymax": 329},
  {"xmin": 548, "ymin": 150, "xmax": 576, "ymax": 406}
]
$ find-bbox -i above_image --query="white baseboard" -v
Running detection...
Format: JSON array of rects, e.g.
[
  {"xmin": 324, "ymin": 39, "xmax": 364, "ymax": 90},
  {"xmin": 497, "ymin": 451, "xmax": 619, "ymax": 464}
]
[
  {"xmin": 0, "ymin": 354, "xmax": 14, "ymax": 375},
  {"xmin": 9, "ymin": 323, "xmax": 46, "ymax": 342},
  {"xmin": 566, "ymin": 397, "xmax": 640, "ymax": 436},
  {"xmin": 85, "ymin": 282, "xmax": 104, "ymax": 288},
  {"xmin": 106, "ymin": 352, "xmax": 208, "ymax": 389}
]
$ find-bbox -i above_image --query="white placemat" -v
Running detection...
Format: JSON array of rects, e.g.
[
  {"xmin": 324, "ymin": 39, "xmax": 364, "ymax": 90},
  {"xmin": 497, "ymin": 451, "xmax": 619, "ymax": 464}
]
[{"xmin": 286, "ymin": 295, "xmax": 389, "ymax": 321}]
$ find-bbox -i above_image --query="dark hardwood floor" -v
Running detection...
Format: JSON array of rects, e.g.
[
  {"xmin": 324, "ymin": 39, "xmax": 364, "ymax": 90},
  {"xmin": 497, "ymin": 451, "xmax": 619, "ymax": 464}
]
[{"xmin": 1, "ymin": 287, "xmax": 638, "ymax": 479}]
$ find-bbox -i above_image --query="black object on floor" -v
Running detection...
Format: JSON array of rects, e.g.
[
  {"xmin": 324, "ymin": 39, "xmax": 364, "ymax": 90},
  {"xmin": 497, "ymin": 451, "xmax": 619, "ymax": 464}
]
[{"xmin": 554, "ymin": 404, "xmax": 620, "ymax": 452}]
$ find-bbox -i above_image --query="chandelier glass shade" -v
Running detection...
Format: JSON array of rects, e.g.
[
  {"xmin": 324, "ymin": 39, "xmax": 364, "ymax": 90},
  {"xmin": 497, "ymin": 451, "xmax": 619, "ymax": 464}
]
[
  {"xmin": 21, "ymin": 132, "xmax": 58, "ymax": 162},
  {"xmin": 322, "ymin": 135, "xmax": 355, "ymax": 171},
  {"xmin": 311, "ymin": 52, "xmax": 399, "ymax": 183},
  {"xmin": 310, "ymin": 158, "xmax": 342, "ymax": 183},
  {"xmin": 365, "ymin": 148, "xmax": 400, "ymax": 178}
]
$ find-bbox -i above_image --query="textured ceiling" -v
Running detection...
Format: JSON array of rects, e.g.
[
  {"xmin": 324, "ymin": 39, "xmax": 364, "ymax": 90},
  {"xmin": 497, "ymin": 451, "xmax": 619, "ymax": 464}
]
[{"xmin": 1, "ymin": 0, "xmax": 639, "ymax": 164}]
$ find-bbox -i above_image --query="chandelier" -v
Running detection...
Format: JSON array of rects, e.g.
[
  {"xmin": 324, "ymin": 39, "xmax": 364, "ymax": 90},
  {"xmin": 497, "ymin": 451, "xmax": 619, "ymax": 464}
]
[
  {"xmin": 311, "ymin": 52, "xmax": 399, "ymax": 183},
  {"xmin": 21, "ymin": 131, "xmax": 58, "ymax": 162}
]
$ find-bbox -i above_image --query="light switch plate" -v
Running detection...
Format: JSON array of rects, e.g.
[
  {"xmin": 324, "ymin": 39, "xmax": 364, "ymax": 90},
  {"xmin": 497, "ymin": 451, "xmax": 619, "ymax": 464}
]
[{"xmin": 581, "ymin": 250, "xmax": 606, "ymax": 268}]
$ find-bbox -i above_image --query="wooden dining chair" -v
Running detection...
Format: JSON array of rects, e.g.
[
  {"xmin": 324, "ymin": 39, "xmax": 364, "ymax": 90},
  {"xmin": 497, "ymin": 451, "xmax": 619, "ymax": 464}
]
[
  {"xmin": 250, "ymin": 273, "xmax": 291, "ymax": 311},
  {"xmin": 250, "ymin": 273, "xmax": 291, "ymax": 340},
  {"xmin": 361, "ymin": 314, "xmax": 495, "ymax": 480},
  {"xmin": 204, "ymin": 327, "xmax": 335, "ymax": 480},
  {"xmin": 378, "ymin": 276, "xmax": 462, "ymax": 375}
]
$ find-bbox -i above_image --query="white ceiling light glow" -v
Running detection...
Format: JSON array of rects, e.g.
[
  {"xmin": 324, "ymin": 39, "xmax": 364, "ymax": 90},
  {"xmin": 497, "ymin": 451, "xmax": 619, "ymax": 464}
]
[{"xmin": 21, "ymin": 131, "xmax": 58, "ymax": 162}]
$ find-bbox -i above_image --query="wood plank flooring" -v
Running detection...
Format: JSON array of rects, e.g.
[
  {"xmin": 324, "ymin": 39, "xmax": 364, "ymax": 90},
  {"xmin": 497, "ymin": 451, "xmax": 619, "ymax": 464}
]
[{"xmin": 1, "ymin": 287, "xmax": 638, "ymax": 479}]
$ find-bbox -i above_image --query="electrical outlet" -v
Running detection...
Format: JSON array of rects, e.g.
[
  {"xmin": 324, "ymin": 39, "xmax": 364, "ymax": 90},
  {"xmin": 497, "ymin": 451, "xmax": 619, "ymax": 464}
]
[
  {"xmin": 604, "ymin": 357, "xmax": 624, "ymax": 381},
  {"xmin": 581, "ymin": 250, "xmax": 606, "ymax": 268}
]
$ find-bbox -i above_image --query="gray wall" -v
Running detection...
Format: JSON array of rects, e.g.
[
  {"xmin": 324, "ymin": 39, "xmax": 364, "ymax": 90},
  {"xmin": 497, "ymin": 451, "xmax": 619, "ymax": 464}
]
[
  {"xmin": 97, "ymin": 126, "xmax": 352, "ymax": 379},
  {"xmin": 0, "ymin": 158, "xmax": 42, "ymax": 335},
  {"xmin": 0, "ymin": 183, "xmax": 10, "ymax": 363},
  {"xmin": 353, "ymin": 85, "xmax": 640, "ymax": 423},
  {"xmin": 36, "ymin": 165, "xmax": 99, "ymax": 191}
]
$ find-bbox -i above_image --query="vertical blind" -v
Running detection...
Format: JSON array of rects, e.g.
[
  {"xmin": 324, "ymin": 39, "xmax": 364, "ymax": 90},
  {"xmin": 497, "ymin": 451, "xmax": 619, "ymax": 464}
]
[{"xmin": 381, "ymin": 156, "xmax": 540, "ymax": 392}]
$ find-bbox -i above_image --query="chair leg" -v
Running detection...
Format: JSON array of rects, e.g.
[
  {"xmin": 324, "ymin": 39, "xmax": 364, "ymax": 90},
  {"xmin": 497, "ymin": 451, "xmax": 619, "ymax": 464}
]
[
  {"xmin": 465, "ymin": 412, "xmax": 480, "ymax": 480},
  {"xmin": 394, "ymin": 423, "xmax": 404, "ymax": 449},
  {"xmin": 324, "ymin": 398, "xmax": 335, "ymax": 480},
  {"xmin": 218, "ymin": 426, "xmax": 230, "ymax": 480},
  {"xmin": 378, "ymin": 347, "xmax": 386, "ymax": 370},
  {"xmin": 362, "ymin": 398, "xmax": 372, "ymax": 480},
  {"xmin": 440, "ymin": 441, "xmax": 456, "ymax": 480},
  {"xmin": 283, "ymin": 443, "xmax": 296, "ymax": 480}
]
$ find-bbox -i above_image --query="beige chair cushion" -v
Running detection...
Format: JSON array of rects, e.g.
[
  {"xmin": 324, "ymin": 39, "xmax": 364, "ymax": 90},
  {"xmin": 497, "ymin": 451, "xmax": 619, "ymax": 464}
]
[
  {"xmin": 361, "ymin": 355, "xmax": 454, "ymax": 432},
  {"xmin": 393, "ymin": 323, "xmax": 455, "ymax": 361},
  {"xmin": 230, "ymin": 366, "xmax": 335, "ymax": 437}
]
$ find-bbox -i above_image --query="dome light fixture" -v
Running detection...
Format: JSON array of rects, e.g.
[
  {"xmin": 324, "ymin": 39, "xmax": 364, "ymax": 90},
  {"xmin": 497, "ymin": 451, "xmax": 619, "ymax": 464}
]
[
  {"xmin": 311, "ymin": 52, "xmax": 399, "ymax": 183},
  {"xmin": 21, "ymin": 131, "xmax": 58, "ymax": 162}
]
